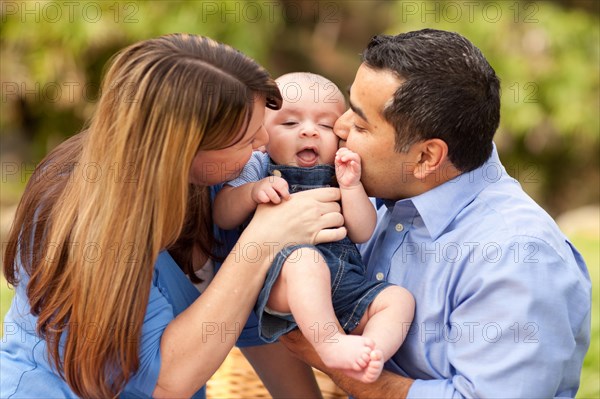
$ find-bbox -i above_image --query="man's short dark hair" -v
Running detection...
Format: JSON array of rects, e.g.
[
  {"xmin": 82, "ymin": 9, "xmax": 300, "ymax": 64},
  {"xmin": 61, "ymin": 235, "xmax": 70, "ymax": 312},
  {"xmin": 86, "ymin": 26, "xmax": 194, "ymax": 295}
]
[{"xmin": 362, "ymin": 29, "xmax": 500, "ymax": 172}]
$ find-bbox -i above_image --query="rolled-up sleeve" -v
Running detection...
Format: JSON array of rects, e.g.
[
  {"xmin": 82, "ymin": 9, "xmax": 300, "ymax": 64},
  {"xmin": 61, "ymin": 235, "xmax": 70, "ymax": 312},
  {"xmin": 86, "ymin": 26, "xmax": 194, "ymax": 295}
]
[
  {"xmin": 407, "ymin": 236, "xmax": 591, "ymax": 398},
  {"xmin": 226, "ymin": 151, "xmax": 269, "ymax": 188}
]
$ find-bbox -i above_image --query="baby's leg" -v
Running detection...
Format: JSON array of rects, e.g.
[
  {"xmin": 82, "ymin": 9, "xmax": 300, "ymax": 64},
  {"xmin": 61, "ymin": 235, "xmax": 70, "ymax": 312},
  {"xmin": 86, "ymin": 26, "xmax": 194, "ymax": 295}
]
[
  {"xmin": 347, "ymin": 285, "xmax": 415, "ymax": 383},
  {"xmin": 267, "ymin": 247, "xmax": 374, "ymax": 371},
  {"xmin": 359, "ymin": 285, "xmax": 415, "ymax": 360}
]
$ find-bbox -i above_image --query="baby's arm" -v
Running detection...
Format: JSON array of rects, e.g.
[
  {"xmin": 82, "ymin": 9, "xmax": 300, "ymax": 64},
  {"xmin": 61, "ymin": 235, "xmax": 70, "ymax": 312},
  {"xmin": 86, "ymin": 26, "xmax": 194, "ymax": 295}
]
[
  {"xmin": 213, "ymin": 176, "xmax": 290, "ymax": 230},
  {"xmin": 335, "ymin": 148, "xmax": 376, "ymax": 243}
]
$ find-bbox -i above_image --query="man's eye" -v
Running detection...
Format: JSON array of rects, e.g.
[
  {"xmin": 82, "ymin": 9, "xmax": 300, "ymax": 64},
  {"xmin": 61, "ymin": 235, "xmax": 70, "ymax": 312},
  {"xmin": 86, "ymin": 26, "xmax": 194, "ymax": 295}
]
[{"xmin": 353, "ymin": 124, "xmax": 367, "ymax": 132}]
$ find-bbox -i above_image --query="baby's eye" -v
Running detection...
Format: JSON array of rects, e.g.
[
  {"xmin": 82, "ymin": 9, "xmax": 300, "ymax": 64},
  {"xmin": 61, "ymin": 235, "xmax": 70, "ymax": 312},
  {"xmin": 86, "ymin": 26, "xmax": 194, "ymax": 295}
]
[
  {"xmin": 319, "ymin": 124, "xmax": 334, "ymax": 130},
  {"xmin": 281, "ymin": 121, "xmax": 297, "ymax": 126}
]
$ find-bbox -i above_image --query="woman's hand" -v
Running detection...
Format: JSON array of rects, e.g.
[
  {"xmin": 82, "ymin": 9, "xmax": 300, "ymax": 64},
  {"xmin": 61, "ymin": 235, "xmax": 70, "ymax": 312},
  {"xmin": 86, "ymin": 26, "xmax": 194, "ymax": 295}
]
[
  {"xmin": 156, "ymin": 187, "xmax": 345, "ymax": 396},
  {"xmin": 245, "ymin": 187, "xmax": 346, "ymax": 248}
]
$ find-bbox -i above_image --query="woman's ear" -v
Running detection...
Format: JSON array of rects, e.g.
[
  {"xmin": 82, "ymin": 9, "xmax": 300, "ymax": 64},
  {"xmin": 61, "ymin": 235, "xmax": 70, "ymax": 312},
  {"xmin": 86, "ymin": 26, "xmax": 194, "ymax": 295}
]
[{"xmin": 412, "ymin": 139, "xmax": 449, "ymax": 180}]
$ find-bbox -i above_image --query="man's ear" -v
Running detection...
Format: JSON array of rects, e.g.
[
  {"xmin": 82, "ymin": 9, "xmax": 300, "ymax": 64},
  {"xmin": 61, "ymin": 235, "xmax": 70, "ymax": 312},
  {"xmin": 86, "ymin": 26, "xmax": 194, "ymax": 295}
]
[{"xmin": 413, "ymin": 139, "xmax": 449, "ymax": 180}]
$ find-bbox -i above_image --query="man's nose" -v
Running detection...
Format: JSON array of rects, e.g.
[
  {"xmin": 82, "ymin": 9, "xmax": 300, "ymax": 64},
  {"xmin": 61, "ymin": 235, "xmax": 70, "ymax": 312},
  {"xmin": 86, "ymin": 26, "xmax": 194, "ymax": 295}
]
[{"xmin": 333, "ymin": 109, "xmax": 351, "ymax": 140}]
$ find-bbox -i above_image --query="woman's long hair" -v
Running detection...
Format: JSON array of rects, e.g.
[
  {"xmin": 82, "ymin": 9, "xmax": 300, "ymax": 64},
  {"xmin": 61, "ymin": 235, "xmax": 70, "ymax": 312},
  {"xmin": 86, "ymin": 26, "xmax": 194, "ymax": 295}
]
[{"xmin": 3, "ymin": 34, "xmax": 281, "ymax": 398}]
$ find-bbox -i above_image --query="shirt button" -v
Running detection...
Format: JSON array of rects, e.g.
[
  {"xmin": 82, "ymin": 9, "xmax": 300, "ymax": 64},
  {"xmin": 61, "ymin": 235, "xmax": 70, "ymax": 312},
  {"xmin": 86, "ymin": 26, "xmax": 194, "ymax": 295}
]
[
  {"xmin": 272, "ymin": 169, "xmax": 282, "ymax": 177},
  {"xmin": 375, "ymin": 272, "xmax": 385, "ymax": 281},
  {"xmin": 395, "ymin": 223, "xmax": 404, "ymax": 232}
]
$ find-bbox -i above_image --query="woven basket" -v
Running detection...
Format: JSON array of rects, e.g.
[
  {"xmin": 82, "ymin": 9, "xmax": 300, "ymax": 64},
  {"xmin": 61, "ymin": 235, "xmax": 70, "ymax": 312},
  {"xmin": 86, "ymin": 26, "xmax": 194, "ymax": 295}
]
[{"xmin": 206, "ymin": 347, "xmax": 347, "ymax": 398}]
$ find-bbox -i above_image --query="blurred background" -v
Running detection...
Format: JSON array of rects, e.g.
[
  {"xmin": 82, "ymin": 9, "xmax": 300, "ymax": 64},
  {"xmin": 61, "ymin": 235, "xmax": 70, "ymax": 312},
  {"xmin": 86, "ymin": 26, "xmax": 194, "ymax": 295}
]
[{"xmin": 1, "ymin": 0, "xmax": 598, "ymax": 397}]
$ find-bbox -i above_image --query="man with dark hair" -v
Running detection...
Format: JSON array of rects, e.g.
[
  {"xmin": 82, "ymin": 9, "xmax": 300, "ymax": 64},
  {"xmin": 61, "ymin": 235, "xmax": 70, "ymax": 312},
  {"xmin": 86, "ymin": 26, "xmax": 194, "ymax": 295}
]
[{"xmin": 282, "ymin": 29, "xmax": 590, "ymax": 398}]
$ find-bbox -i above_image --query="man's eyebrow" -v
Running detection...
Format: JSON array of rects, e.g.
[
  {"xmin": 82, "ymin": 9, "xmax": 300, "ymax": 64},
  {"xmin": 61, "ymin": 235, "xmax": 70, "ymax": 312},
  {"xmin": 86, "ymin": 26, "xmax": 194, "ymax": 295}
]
[{"xmin": 347, "ymin": 85, "xmax": 370, "ymax": 124}]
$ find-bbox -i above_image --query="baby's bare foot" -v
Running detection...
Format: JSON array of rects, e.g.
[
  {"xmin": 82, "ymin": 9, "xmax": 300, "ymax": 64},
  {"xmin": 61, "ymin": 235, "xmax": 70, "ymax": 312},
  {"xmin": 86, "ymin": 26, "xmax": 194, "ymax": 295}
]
[
  {"xmin": 343, "ymin": 349, "xmax": 384, "ymax": 383},
  {"xmin": 313, "ymin": 334, "xmax": 375, "ymax": 371}
]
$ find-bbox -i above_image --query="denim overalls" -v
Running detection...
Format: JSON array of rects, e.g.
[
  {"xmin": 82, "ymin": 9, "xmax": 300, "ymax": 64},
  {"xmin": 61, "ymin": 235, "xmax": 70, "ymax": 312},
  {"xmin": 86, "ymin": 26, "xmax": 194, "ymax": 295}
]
[{"xmin": 255, "ymin": 161, "xmax": 392, "ymax": 342}]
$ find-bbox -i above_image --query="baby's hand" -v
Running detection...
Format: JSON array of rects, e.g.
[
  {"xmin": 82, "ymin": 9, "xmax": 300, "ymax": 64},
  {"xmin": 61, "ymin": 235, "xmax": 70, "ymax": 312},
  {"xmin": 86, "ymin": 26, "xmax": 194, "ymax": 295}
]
[
  {"xmin": 251, "ymin": 176, "xmax": 290, "ymax": 204},
  {"xmin": 335, "ymin": 148, "xmax": 362, "ymax": 188}
]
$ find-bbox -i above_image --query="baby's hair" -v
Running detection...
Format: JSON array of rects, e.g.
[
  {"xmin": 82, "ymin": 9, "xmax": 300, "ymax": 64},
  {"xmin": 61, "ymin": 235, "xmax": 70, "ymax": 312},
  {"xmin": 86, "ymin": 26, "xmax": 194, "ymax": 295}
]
[
  {"xmin": 275, "ymin": 72, "xmax": 346, "ymax": 106},
  {"xmin": 276, "ymin": 71, "xmax": 333, "ymax": 85}
]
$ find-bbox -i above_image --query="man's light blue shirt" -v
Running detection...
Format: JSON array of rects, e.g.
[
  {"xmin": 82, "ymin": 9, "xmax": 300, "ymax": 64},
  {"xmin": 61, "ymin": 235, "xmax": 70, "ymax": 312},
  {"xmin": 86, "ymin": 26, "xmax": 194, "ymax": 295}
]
[{"xmin": 360, "ymin": 146, "xmax": 591, "ymax": 398}]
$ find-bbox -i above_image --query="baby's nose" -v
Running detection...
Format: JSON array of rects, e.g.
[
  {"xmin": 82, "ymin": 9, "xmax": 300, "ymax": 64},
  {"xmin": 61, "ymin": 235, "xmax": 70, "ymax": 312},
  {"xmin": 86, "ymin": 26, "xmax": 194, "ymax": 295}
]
[{"xmin": 300, "ymin": 123, "xmax": 319, "ymax": 137}]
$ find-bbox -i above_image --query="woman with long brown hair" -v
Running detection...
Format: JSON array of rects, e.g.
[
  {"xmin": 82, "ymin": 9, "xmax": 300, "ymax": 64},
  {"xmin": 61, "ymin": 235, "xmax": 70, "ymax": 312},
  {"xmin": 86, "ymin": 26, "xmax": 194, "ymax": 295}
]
[{"xmin": 1, "ymin": 34, "xmax": 345, "ymax": 398}]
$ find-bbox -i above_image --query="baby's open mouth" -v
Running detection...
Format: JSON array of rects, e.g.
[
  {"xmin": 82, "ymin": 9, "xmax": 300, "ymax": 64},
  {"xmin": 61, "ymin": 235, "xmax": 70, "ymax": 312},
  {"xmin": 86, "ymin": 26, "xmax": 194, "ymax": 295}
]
[{"xmin": 296, "ymin": 148, "xmax": 318, "ymax": 167}]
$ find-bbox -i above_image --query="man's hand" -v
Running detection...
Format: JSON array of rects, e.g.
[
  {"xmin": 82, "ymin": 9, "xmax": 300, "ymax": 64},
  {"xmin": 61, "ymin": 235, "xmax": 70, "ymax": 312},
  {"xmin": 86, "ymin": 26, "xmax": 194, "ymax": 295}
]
[
  {"xmin": 280, "ymin": 329, "xmax": 414, "ymax": 399},
  {"xmin": 251, "ymin": 176, "xmax": 290, "ymax": 204},
  {"xmin": 279, "ymin": 329, "xmax": 327, "ymax": 371}
]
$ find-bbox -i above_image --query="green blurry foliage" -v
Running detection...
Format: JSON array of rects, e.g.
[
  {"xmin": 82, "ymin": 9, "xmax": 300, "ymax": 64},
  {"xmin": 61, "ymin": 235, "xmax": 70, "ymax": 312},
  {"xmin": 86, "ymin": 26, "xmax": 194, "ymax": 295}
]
[
  {"xmin": 388, "ymin": 0, "xmax": 599, "ymax": 214},
  {"xmin": 1, "ymin": 0, "xmax": 598, "ymax": 214},
  {"xmin": 389, "ymin": 1, "xmax": 599, "ymax": 140},
  {"xmin": 0, "ymin": 1, "xmax": 598, "ymax": 397},
  {"xmin": 0, "ymin": 0, "xmax": 282, "ymax": 159}
]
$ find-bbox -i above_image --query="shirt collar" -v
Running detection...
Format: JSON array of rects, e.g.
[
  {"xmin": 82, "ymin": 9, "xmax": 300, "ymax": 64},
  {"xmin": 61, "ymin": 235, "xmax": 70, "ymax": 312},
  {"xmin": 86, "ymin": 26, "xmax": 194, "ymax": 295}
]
[{"xmin": 386, "ymin": 144, "xmax": 505, "ymax": 240}]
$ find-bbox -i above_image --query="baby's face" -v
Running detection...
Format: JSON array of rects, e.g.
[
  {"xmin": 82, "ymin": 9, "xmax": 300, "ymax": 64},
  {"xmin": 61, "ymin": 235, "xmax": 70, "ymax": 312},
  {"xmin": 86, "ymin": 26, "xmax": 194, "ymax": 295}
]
[{"xmin": 264, "ymin": 78, "xmax": 345, "ymax": 167}]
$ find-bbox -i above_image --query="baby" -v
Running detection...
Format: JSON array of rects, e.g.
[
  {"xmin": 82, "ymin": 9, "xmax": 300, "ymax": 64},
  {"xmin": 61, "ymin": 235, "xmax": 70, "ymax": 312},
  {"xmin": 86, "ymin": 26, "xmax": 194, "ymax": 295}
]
[{"xmin": 214, "ymin": 72, "xmax": 414, "ymax": 382}]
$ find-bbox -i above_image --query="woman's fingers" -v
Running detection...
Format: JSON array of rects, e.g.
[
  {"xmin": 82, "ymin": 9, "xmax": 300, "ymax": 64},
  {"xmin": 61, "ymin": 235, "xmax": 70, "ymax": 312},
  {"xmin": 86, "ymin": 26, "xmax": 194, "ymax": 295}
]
[
  {"xmin": 291, "ymin": 187, "xmax": 340, "ymax": 203},
  {"xmin": 316, "ymin": 209, "xmax": 345, "ymax": 229},
  {"xmin": 311, "ymin": 212, "xmax": 346, "ymax": 244},
  {"xmin": 316, "ymin": 200, "xmax": 341, "ymax": 215},
  {"xmin": 314, "ymin": 226, "xmax": 347, "ymax": 245},
  {"xmin": 248, "ymin": 187, "xmax": 345, "ymax": 246},
  {"xmin": 293, "ymin": 189, "xmax": 346, "ymax": 244}
]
